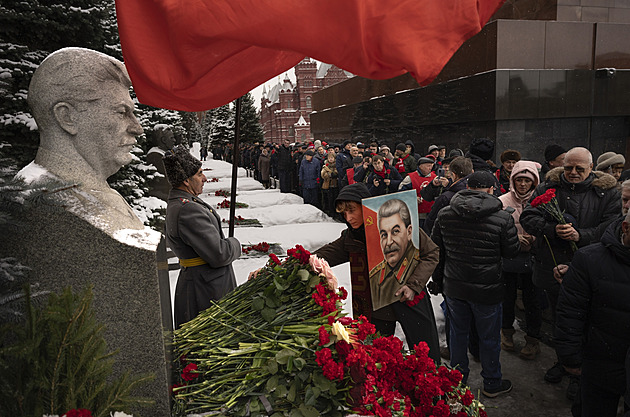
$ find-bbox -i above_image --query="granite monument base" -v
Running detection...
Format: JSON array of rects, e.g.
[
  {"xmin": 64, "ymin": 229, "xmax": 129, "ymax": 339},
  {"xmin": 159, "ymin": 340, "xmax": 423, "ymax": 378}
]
[{"xmin": 1, "ymin": 206, "xmax": 172, "ymax": 416}]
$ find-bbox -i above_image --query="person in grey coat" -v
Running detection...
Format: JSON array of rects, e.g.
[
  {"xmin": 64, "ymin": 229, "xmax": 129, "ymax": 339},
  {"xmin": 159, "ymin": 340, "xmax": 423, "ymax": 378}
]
[{"xmin": 163, "ymin": 146, "xmax": 241, "ymax": 328}]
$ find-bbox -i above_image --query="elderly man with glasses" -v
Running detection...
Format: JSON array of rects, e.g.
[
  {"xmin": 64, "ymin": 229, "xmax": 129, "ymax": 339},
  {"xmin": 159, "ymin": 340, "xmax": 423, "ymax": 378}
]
[{"xmin": 520, "ymin": 146, "xmax": 621, "ymax": 404}]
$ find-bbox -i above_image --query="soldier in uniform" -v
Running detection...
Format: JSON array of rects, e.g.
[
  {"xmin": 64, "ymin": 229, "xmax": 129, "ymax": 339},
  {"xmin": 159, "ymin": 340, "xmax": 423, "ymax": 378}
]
[{"xmin": 163, "ymin": 146, "xmax": 241, "ymax": 328}]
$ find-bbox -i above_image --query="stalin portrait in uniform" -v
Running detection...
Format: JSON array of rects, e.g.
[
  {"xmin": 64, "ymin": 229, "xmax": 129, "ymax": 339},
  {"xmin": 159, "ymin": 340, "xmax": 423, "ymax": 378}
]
[{"xmin": 369, "ymin": 198, "xmax": 422, "ymax": 310}]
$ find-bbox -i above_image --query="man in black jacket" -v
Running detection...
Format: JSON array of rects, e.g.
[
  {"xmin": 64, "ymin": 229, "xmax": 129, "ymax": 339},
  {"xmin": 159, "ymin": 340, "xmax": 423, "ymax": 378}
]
[
  {"xmin": 520, "ymin": 147, "xmax": 620, "ymax": 390},
  {"xmin": 554, "ymin": 213, "xmax": 630, "ymax": 417},
  {"xmin": 277, "ymin": 139, "xmax": 293, "ymax": 193},
  {"xmin": 431, "ymin": 170, "xmax": 520, "ymax": 398},
  {"xmin": 422, "ymin": 156, "xmax": 473, "ymax": 235}
]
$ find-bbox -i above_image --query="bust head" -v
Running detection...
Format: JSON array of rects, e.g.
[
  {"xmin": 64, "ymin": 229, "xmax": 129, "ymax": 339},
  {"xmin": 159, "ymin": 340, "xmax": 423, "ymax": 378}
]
[
  {"xmin": 26, "ymin": 48, "xmax": 145, "ymax": 234},
  {"xmin": 29, "ymin": 47, "xmax": 144, "ymax": 182},
  {"xmin": 151, "ymin": 124, "xmax": 176, "ymax": 152}
]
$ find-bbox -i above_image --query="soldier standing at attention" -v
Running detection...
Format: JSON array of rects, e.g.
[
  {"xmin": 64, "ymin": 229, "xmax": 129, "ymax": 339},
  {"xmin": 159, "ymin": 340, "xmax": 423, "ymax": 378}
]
[{"xmin": 163, "ymin": 146, "xmax": 241, "ymax": 328}]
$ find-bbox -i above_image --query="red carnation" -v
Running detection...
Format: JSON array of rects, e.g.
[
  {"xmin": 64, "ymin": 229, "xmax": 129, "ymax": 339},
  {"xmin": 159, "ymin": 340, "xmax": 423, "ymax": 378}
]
[
  {"xmin": 318, "ymin": 325, "xmax": 330, "ymax": 345},
  {"xmin": 337, "ymin": 316, "xmax": 353, "ymax": 326},
  {"xmin": 64, "ymin": 410, "xmax": 92, "ymax": 417},
  {"xmin": 462, "ymin": 389, "xmax": 474, "ymax": 406},
  {"xmin": 269, "ymin": 253, "xmax": 281, "ymax": 265},
  {"xmin": 181, "ymin": 363, "xmax": 200, "ymax": 381},
  {"xmin": 405, "ymin": 291, "xmax": 425, "ymax": 307}
]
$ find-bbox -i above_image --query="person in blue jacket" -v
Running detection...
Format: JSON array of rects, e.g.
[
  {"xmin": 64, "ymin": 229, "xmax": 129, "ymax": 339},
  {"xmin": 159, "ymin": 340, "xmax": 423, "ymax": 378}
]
[{"xmin": 299, "ymin": 149, "xmax": 322, "ymax": 207}]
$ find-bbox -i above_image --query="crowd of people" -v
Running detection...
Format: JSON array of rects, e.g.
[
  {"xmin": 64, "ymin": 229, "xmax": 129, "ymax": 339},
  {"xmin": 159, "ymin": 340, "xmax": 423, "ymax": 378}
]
[{"xmin": 204, "ymin": 136, "xmax": 629, "ymax": 415}]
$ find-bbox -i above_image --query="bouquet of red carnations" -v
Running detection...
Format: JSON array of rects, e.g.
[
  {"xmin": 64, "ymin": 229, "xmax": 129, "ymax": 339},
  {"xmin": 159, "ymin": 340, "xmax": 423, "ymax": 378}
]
[
  {"xmin": 531, "ymin": 188, "xmax": 578, "ymax": 252},
  {"xmin": 172, "ymin": 245, "xmax": 486, "ymax": 417}
]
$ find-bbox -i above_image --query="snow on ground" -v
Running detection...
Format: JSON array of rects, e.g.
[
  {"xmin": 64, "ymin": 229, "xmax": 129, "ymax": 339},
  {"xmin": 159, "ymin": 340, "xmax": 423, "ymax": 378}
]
[{"xmin": 169, "ymin": 146, "xmax": 446, "ymax": 348}]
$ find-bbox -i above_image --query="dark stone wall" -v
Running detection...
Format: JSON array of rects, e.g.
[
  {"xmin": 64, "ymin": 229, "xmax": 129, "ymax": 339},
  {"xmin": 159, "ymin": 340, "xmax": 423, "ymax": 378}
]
[{"xmin": 311, "ymin": 69, "xmax": 630, "ymax": 165}]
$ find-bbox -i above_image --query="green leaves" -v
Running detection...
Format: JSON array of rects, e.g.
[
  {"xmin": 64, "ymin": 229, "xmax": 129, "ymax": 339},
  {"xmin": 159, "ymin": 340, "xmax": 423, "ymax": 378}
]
[
  {"xmin": 275, "ymin": 348, "xmax": 296, "ymax": 365},
  {"xmin": 252, "ymin": 297, "xmax": 265, "ymax": 311}
]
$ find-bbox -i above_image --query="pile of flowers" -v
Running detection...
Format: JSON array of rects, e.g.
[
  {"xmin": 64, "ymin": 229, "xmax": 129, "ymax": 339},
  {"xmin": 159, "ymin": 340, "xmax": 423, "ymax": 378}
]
[
  {"xmin": 221, "ymin": 215, "xmax": 262, "ymax": 227},
  {"xmin": 217, "ymin": 199, "xmax": 249, "ymax": 209},
  {"xmin": 208, "ymin": 177, "xmax": 220, "ymax": 182},
  {"xmin": 214, "ymin": 189, "xmax": 231, "ymax": 197},
  {"xmin": 172, "ymin": 245, "xmax": 486, "ymax": 417},
  {"xmin": 242, "ymin": 241, "xmax": 271, "ymax": 254},
  {"xmin": 531, "ymin": 188, "xmax": 578, "ymax": 252},
  {"xmin": 44, "ymin": 412, "xmax": 132, "ymax": 417}
]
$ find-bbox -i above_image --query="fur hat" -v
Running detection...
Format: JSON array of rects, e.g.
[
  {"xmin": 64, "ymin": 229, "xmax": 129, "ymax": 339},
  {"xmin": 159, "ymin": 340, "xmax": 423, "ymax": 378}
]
[
  {"xmin": 467, "ymin": 171, "xmax": 496, "ymax": 189},
  {"xmin": 500, "ymin": 149, "xmax": 522, "ymax": 163},
  {"xmin": 162, "ymin": 145, "xmax": 202, "ymax": 186},
  {"xmin": 596, "ymin": 151, "xmax": 625, "ymax": 171},
  {"xmin": 469, "ymin": 138, "xmax": 494, "ymax": 161},
  {"xmin": 544, "ymin": 144, "xmax": 566, "ymax": 163}
]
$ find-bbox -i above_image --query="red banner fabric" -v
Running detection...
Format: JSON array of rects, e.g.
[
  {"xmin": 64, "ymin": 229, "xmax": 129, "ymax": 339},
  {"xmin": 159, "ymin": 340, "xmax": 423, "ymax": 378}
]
[{"xmin": 116, "ymin": 0, "xmax": 505, "ymax": 111}]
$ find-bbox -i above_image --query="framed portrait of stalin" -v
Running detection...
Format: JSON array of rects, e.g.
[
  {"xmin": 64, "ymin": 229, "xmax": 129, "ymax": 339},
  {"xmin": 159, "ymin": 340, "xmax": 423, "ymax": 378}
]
[{"xmin": 362, "ymin": 190, "xmax": 421, "ymax": 310}]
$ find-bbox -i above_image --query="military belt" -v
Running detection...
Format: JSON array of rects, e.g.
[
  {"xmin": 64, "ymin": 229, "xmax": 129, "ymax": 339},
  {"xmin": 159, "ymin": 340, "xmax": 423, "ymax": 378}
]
[{"xmin": 179, "ymin": 257, "xmax": 208, "ymax": 267}]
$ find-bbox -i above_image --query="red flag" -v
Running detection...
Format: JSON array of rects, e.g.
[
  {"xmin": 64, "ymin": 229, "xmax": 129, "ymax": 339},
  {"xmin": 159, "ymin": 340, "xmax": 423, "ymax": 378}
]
[{"xmin": 116, "ymin": 0, "xmax": 504, "ymax": 112}]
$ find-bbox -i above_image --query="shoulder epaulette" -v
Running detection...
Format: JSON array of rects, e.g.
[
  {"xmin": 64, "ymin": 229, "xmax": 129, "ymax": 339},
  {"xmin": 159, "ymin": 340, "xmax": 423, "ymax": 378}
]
[{"xmin": 179, "ymin": 197, "xmax": 190, "ymax": 204}]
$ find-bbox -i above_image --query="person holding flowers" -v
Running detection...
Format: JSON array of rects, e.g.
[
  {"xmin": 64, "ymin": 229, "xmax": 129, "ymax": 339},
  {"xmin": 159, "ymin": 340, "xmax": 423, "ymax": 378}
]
[{"xmin": 520, "ymin": 147, "xmax": 621, "ymax": 398}]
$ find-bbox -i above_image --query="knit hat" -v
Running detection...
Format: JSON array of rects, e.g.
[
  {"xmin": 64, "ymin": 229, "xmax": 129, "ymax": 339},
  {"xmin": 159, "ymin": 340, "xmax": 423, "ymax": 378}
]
[
  {"xmin": 395, "ymin": 143, "xmax": 407, "ymax": 152},
  {"xmin": 335, "ymin": 183, "xmax": 371, "ymax": 205},
  {"xmin": 544, "ymin": 144, "xmax": 566, "ymax": 163},
  {"xmin": 341, "ymin": 140, "xmax": 351, "ymax": 148},
  {"xmin": 427, "ymin": 144, "xmax": 439, "ymax": 153},
  {"xmin": 352, "ymin": 156, "xmax": 364, "ymax": 165},
  {"xmin": 380, "ymin": 145, "xmax": 390, "ymax": 152},
  {"xmin": 449, "ymin": 148, "xmax": 464, "ymax": 158},
  {"xmin": 467, "ymin": 171, "xmax": 496, "ymax": 189},
  {"xmin": 304, "ymin": 149, "xmax": 315, "ymax": 156},
  {"xmin": 500, "ymin": 149, "xmax": 522, "ymax": 163},
  {"xmin": 469, "ymin": 138, "xmax": 494, "ymax": 161},
  {"xmin": 438, "ymin": 145, "xmax": 446, "ymax": 150},
  {"xmin": 596, "ymin": 151, "xmax": 626, "ymax": 171},
  {"xmin": 162, "ymin": 145, "xmax": 202, "ymax": 186}
]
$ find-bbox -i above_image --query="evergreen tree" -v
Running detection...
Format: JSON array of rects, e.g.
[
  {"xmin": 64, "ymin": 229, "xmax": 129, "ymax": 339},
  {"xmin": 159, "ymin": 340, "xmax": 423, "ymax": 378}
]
[
  {"xmin": 209, "ymin": 104, "xmax": 235, "ymax": 147},
  {"xmin": 238, "ymin": 92, "xmax": 264, "ymax": 144},
  {"xmin": 0, "ymin": 286, "xmax": 152, "ymax": 417}
]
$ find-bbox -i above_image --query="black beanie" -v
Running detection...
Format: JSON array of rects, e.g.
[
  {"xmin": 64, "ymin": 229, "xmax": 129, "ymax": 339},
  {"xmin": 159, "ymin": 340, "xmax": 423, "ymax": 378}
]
[
  {"xmin": 335, "ymin": 183, "xmax": 371, "ymax": 205},
  {"xmin": 544, "ymin": 144, "xmax": 566, "ymax": 162},
  {"xmin": 469, "ymin": 138, "xmax": 495, "ymax": 161},
  {"xmin": 162, "ymin": 145, "xmax": 202, "ymax": 186}
]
